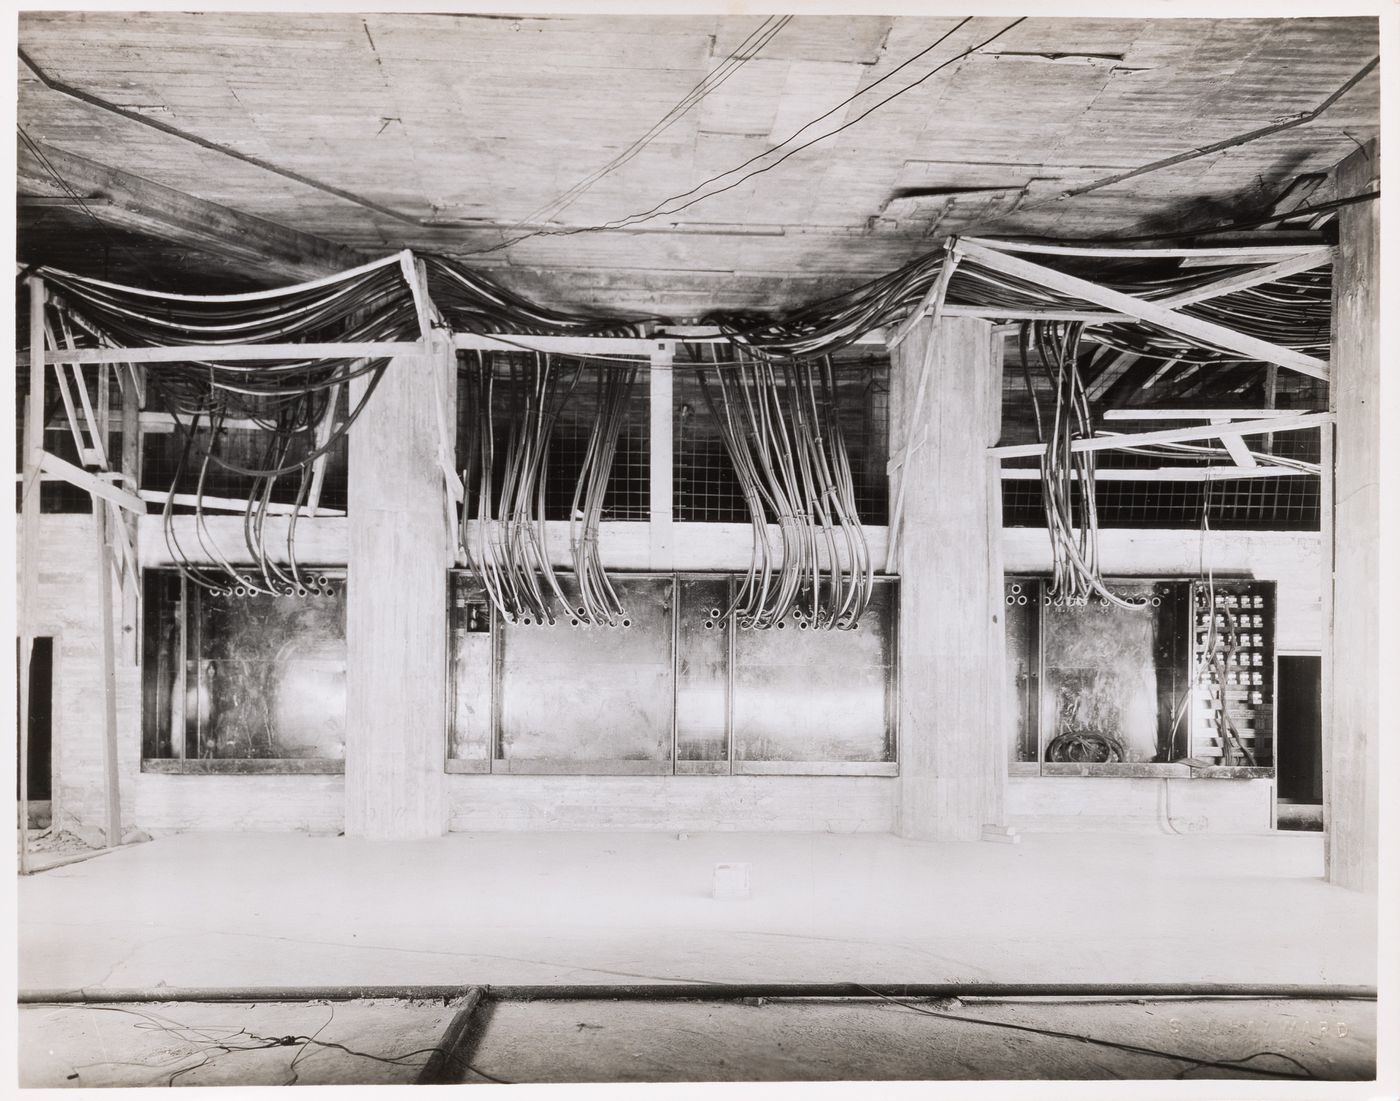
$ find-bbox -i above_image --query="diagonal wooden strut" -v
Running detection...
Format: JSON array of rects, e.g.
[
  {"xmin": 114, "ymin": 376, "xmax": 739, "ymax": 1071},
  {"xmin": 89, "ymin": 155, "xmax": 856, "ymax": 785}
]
[{"xmin": 956, "ymin": 240, "xmax": 1330, "ymax": 380}]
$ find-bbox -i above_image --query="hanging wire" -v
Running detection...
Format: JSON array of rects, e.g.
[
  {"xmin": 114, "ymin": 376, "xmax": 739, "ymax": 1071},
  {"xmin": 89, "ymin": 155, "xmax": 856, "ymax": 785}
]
[
  {"xmin": 457, "ymin": 350, "xmax": 643, "ymax": 626},
  {"xmin": 1019, "ymin": 321, "xmax": 1147, "ymax": 611},
  {"xmin": 695, "ymin": 346, "xmax": 873, "ymax": 630},
  {"xmin": 38, "ymin": 256, "xmax": 419, "ymax": 591}
]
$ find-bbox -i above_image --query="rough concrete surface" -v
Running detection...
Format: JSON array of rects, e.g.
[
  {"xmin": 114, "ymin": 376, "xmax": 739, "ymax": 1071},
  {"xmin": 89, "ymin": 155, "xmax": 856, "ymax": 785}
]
[
  {"xmin": 17, "ymin": 996, "xmax": 1375, "ymax": 1086},
  {"xmin": 464, "ymin": 996, "xmax": 1376, "ymax": 1083},
  {"xmin": 18, "ymin": 998, "xmax": 457, "ymax": 1087},
  {"xmin": 18, "ymin": 831, "xmax": 1374, "ymax": 991}
]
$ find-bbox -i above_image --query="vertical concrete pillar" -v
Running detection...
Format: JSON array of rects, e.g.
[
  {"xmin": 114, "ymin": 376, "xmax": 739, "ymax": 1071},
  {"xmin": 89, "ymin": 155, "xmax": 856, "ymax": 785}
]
[
  {"xmin": 345, "ymin": 343, "xmax": 454, "ymax": 837},
  {"xmin": 891, "ymin": 315, "xmax": 1006, "ymax": 841},
  {"xmin": 1325, "ymin": 141, "xmax": 1379, "ymax": 891}
]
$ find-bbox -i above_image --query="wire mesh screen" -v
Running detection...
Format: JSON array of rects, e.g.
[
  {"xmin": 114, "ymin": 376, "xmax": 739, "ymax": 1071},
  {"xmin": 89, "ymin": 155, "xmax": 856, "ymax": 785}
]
[
  {"xmin": 1002, "ymin": 472, "xmax": 1321, "ymax": 530},
  {"xmin": 140, "ymin": 385, "xmax": 349, "ymax": 513},
  {"xmin": 1000, "ymin": 340, "xmax": 1326, "ymax": 532},
  {"xmin": 672, "ymin": 347, "xmax": 889, "ymax": 524},
  {"xmin": 455, "ymin": 351, "xmax": 650, "ymax": 522},
  {"xmin": 1001, "ymin": 428, "xmax": 1324, "ymax": 531}
]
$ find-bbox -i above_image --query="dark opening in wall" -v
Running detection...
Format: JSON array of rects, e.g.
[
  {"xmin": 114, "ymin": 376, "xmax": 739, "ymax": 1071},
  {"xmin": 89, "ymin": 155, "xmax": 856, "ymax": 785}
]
[
  {"xmin": 1276, "ymin": 654, "xmax": 1323, "ymax": 806},
  {"xmin": 17, "ymin": 637, "xmax": 53, "ymax": 804}
]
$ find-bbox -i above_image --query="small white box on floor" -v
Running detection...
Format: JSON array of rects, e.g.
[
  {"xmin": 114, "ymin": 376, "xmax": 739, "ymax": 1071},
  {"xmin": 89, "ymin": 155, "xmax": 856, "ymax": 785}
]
[{"xmin": 713, "ymin": 862, "xmax": 751, "ymax": 900}]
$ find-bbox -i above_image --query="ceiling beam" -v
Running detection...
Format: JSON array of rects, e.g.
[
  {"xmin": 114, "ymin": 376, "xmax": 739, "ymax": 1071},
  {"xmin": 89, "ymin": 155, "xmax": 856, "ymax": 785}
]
[{"xmin": 18, "ymin": 140, "xmax": 366, "ymax": 283}]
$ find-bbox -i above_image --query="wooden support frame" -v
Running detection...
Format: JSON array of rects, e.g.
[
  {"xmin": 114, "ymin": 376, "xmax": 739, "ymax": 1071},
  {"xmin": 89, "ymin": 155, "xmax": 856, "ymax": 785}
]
[
  {"xmin": 956, "ymin": 240, "xmax": 1331, "ymax": 380},
  {"xmin": 1155, "ymin": 249, "xmax": 1334, "ymax": 309},
  {"xmin": 43, "ymin": 341, "xmax": 422, "ymax": 365},
  {"xmin": 649, "ymin": 341, "xmax": 675, "ymax": 570},
  {"xmin": 989, "ymin": 411, "xmax": 1331, "ymax": 459},
  {"xmin": 1100, "ymin": 408, "xmax": 1302, "ymax": 421},
  {"xmin": 888, "ymin": 250, "xmax": 961, "ymax": 350},
  {"xmin": 94, "ymin": 482, "xmax": 123, "ymax": 848},
  {"xmin": 453, "ymin": 333, "xmax": 658, "ymax": 357},
  {"xmin": 943, "ymin": 305, "xmax": 1121, "ymax": 323},
  {"xmin": 36, "ymin": 451, "xmax": 147, "ymax": 512},
  {"xmin": 305, "ymin": 380, "xmax": 343, "ymax": 517},
  {"xmin": 403, "ymin": 251, "xmax": 435, "ymax": 345},
  {"xmin": 137, "ymin": 489, "xmax": 345, "ymax": 517},
  {"xmin": 51, "ymin": 358, "xmax": 91, "ymax": 462},
  {"xmin": 1084, "ymin": 352, "xmax": 1141, "ymax": 402},
  {"xmin": 999, "ymin": 466, "xmax": 1313, "ymax": 482},
  {"xmin": 959, "ymin": 237, "xmax": 1329, "ymax": 260},
  {"xmin": 1213, "ymin": 417, "xmax": 1258, "ymax": 468},
  {"xmin": 940, "ymin": 245, "xmax": 1332, "ymax": 317},
  {"xmin": 119, "ymin": 365, "xmax": 142, "ymax": 663},
  {"xmin": 19, "ymin": 277, "xmax": 45, "ymax": 874}
]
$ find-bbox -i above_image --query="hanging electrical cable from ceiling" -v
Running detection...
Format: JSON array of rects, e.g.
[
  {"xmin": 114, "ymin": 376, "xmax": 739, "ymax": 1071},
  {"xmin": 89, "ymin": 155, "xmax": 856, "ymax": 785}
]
[
  {"xmin": 707, "ymin": 246, "xmax": 1331, "ymax": 363},
  {"xmin": 1018, "ymin": 320, "xmax": 1145, "ymax": 611},
  {"xmin": 37, "ymin": 254, "xmax": 420, "ymax": 592},
  {"xmin": 458, "ymin": 349, "xmax": 643, "ymax": 626},
  {"xmin": 458, "ymin": 349, "xmax": 578, "ymax": 624},
  {"xmin": 693, "ymin": 346, "xmax": 873, "ymax": 630},
  {"xmin": 421, "ymin": 254, "xmax": 650, "ymax": 337},
  {"xmin": 569, "ymin": 362, "xmax": 640, "ymax": 626}
]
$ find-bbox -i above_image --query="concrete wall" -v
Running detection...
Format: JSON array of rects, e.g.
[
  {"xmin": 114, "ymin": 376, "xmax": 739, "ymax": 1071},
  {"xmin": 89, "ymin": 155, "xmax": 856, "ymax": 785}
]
[
  {"xmin": 27, "ymin": 514, "xmax": 140, "ymax": 845},
  {"xmin": 134, "ymin": 774, "xmax": 344, "ymax": 833},
  {"xmin": 32, "ymin": 514, "xmax": 1320, "ymax": 838},
  {"xmin": 1008, "ymin": 777, "xmax": 1275, "ymax": 834},
  {"xmin": 448, "ymin": 776, "xmax": 896, "ymax": 832},
  {"xmin": 1005, "ymin": 527, "xmax": 1324, "ymax": 652}
]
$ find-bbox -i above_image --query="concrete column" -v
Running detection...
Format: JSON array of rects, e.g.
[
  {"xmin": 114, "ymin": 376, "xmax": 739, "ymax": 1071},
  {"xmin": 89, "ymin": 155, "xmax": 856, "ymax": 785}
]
[
  {"xmin": 891, "ymin": 315, "xmax": 1006, "ymax": 841},
  {"xmin": 1325, "ymin": 141, "xmax": 1379, "ymax": 891},
  {"xmin": 345, "ymin": 342, "xmax": 454, "ymax": 837}
]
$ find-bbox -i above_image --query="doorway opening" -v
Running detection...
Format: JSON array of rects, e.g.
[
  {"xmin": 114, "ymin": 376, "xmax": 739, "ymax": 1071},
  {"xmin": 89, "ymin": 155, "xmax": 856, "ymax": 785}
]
[
  {"xmin": 1275, "ymin": 654, "xmax": 1322, "ymax": 832},
  {"xmin": 18, "ymin": 637, "xmax": 53, "ymax": 829}
]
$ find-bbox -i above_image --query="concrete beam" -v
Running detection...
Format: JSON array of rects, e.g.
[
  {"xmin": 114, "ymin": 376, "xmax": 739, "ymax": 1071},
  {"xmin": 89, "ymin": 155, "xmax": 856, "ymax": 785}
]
[{"xmin": 18, "ymin": 140, "xmax": 365, "ymax": 283}]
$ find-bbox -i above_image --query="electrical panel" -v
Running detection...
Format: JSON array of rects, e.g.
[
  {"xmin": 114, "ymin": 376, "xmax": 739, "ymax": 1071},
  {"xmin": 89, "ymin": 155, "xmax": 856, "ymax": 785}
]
[
  {"xmin": 1005, "ymin": 575, "xmax": 1275, "ymax": 775},
  {"xmin": 446, "ymin": 570, "xmax": 898, "ymax": 776},
  {"xmin": 1188, "ymin": 580, "xmax": 1276, "ymax": 768}
]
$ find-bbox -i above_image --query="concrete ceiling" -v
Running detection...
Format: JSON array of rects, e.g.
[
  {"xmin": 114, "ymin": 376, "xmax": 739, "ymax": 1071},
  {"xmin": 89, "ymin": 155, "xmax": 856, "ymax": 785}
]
[{"xmin": 16, "ymin": 12, "xmax": 1381, "ymax": 317}]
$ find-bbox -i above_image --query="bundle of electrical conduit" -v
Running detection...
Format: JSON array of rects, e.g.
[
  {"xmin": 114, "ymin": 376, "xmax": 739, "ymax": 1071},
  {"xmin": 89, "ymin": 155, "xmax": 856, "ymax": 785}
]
[
  {"xmin": 693, "ymin": 346, "xmax": 873, "ymax": 630},
  {"xmin": 39, "ymin": 255, "xmax": 419, "ymax": 594}
]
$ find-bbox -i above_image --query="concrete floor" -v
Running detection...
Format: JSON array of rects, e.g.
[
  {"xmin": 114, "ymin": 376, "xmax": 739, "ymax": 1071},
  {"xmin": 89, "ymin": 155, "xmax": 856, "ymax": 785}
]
[
  {"xmin": 18, "ymin": 830, "xmax": 1374, "ymax": 991},
  {"xmin": 18, "ymin": 995, "xmax": 1376, "ymax": 1086}
]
